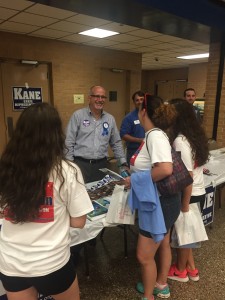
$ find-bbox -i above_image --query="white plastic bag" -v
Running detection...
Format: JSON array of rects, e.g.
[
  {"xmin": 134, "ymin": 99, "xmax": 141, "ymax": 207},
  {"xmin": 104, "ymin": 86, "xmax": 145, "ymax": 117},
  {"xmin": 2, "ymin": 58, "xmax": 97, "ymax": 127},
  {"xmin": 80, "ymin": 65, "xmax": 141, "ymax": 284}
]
[
  {"xmin": 106, "ymin": 185, "xmax": 135, "ymax": 225},
  {"xmin": 174, "ymin": 203, "xmax": 208, "ymax": 246}
]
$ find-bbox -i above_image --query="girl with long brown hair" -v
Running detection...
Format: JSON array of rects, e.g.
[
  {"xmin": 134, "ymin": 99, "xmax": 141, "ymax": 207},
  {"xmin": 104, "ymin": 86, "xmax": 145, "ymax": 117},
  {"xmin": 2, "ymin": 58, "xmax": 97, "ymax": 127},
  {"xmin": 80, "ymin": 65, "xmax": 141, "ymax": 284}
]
[{"xmin": 0, "ymin": 103, "xmax": 93, "ymax": 300}]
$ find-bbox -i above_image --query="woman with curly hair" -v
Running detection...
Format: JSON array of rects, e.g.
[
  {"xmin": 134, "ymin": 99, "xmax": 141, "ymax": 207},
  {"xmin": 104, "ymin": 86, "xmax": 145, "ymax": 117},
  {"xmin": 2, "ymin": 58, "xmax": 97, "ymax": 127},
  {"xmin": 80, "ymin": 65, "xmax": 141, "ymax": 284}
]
[
  {"xmin": 126, "ymin": 95, "xmax": 181, "ymax": 300},
  {"xmin": 167, "ymin": 98, "xmax": 209, "ymax": 283},
  {"xmin": 0, "ymin": 103, "xmax": 93, "ymax": 300}
]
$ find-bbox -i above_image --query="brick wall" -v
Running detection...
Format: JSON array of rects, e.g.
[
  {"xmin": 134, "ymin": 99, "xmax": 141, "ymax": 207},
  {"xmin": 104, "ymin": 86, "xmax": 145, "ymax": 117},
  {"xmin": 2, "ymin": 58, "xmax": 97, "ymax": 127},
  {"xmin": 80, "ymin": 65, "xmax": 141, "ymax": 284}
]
[
  {"xmin": 0, "ymin": 31, "xmax": 142, "ymax": 129},
  {"xmin": 1, "ymin": 31, "xmax": 224, "ymax": 147},
  {"xmin": 204, "ymin": 42, "xmax": 225, "ymax": 147},
  {"xmin": 187, "ymin": 62, "xmax": 208, "ymax": 98},
  {"xmin": 141, "ymin": 67, "xmax": 188, "ymax": 93}
]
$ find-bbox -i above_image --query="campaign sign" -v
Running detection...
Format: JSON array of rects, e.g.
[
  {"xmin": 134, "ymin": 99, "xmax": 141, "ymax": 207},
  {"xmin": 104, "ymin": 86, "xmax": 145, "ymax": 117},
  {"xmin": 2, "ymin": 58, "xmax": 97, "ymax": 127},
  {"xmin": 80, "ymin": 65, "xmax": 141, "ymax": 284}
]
[
  {"xmin": 202, "ymin": 184, "xmax": 215, "ymax": 226},
  {"xmin": 12, "ymin": 86, "xmax": 42, "ymax": 110}
]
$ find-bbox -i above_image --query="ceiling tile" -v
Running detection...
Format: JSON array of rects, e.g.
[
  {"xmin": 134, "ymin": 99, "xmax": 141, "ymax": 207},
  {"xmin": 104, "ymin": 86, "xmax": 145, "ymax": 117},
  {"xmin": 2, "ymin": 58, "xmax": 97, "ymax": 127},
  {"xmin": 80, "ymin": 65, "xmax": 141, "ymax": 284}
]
[
  {"xmin": 0, "ymin": 21, "xmax": 40, "ymax": 33},
  {"xmin": 10, "ymin": 12, "xmax": 57, "ymax": 26},
  {"xmin": 99, "ymin": 22, "xmax": 138, "ymax": 33},
  {"xmin": 48, "ymin": 20, "xmax": 89, "ymax": 33},
  {"xmin": 151, "ymin": 34, "xmax": 182, "ymax": 42},
  {"xmin": 25, "ymin": 3, "xmax": 76, "ymax": 19},
  {"xmin": 0, "ymin": 2, "xmax": 210, "ymax": 70},
  {"xmin": 173, "ymin": 40, "xmax": 199, "ymax": 47},
  {"xmin": 107, "ymin": 43, "xmax": 139, "ymax": 51},
  {"xmin": 29, "ymin": 28, "xmax": 69, "ymax": 39},
  {"xmin": 193, "ymin": 45, "xmax": 209, "ymax": 51},
  {"xmin": 129, "ymin": 29, "xmax": 161, "ymax": 38},
  {"xmin": 106, "ymin": 34, "xmax": 141, "ymax": 43},
  {"xmin": 150, "ymin": 43, "xmax": 178, "ymax": 50},
  {"xmin": 129, "ymin": 39, "xmax": 163, "ymax": 47},
  {"xmin": 0, "ymin": 0, "xmax": 34, "ymax": 10},
  {"xmin": 66, "ymin": 14, "xmax": 110, "ymax": 27},
  {"xmin": 0, "ymin": 7, "xmax": 19, "ymax": 19}
]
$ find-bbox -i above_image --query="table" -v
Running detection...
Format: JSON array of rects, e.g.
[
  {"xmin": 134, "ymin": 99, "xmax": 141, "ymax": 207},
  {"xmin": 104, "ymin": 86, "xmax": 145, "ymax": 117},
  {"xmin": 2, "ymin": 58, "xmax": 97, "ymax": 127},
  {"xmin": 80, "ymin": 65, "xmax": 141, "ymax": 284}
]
[
  {"xmin": 203, "ymin": 147, "xmax": 225, "ymax": 188},
  {"xmin": 203, "ymin": 147, "xmax": 225, "ymax": 210},
  {"xmin": 70, "ymin": 148, "xmax": 225, "ymax": 247}
]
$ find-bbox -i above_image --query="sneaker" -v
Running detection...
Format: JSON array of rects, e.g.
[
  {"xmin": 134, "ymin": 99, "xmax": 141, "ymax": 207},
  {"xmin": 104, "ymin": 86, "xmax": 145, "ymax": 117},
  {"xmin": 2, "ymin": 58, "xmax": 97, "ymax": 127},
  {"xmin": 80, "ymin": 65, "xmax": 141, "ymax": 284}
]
[
  {"xmin": 168, "ymin": 264, "xmax": 189, "ymax": 282},
  {"xmin": 187, "ymin": 268, "xmax": 200, "ymax": 281},
  {"xmin": 136, "ymin": 282, "xmax": 144, "ymax": 294},
  {"xmin": 153, "ymin": 286, "xmax": 170, "ymax": 298},
  {"xmin": 136, "ymin": 282, "xmax": 170, "ymax": 298}
]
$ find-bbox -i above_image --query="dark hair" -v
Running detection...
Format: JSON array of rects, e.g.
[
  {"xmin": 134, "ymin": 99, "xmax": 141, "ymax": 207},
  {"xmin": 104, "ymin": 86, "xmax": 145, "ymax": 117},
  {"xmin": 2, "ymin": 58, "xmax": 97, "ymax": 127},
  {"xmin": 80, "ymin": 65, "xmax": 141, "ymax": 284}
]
[
  {"xmin": 141, "ymin": 94, "xmax": 177, "ymax": 130},
  {"xmin": 132, "ymin": 90, "xmax": 145, "ymax": 101},
  {"xmin": 0, "ymin": 103, "xmax": 71, "ymax": 223},
  {"xmin": 168, "ymin": 98, "xmax": 209, "ymax": 166},
  {"xmin": 184, "ymin": 88, "xmax": 196, "ymax": 97}
]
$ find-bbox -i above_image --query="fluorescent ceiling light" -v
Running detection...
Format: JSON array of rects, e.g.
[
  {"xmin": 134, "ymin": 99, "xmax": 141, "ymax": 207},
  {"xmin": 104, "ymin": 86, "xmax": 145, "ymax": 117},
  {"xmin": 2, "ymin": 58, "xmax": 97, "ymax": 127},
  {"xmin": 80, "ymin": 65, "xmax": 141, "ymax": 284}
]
[
  {"xmin": 79, "ymin": 28, "xmax": 119, "ymax": 38},
  {"xmin": 177, "ymin": 53, "xmax": 209, "ymax": 60}
]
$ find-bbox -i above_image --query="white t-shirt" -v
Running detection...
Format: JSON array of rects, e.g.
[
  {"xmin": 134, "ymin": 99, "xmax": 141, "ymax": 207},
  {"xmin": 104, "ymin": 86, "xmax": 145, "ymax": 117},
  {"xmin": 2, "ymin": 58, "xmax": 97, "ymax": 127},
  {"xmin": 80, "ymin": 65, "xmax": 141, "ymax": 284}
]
[
  {"xmin": 130, "ymin": 128, "xmax": 172, "ymax": 172},
  {"xmin": 0, "ymin": 161, "xmax": 93, "ymax": 277},
  {"xmin": 173, "ymin": 134, "xmax": 205, "ymax": 196}
]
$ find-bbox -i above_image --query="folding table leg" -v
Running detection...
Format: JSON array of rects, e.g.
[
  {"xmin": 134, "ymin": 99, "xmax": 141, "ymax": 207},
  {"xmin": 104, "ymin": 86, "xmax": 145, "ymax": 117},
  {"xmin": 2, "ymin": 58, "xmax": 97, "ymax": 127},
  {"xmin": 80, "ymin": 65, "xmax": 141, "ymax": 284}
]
[
  {"xmin": 83, "ymin": 242, "xmax": 90, "ymax": 278},
  {"xmin": 123, "ymin": 225, "xmax": 128, "ymax": 258},
  {"xmin": 100, "ymin": 227, "xmax": 106, "ymax": 239}
]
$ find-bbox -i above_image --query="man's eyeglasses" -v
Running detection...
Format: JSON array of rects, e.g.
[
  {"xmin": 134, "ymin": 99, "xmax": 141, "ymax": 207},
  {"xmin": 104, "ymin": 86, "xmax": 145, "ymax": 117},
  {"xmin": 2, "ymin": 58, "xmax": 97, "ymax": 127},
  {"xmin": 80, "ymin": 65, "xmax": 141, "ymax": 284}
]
[{"xmin": 91, "ymin": 94, "xmax": 107, "ymax": 99}]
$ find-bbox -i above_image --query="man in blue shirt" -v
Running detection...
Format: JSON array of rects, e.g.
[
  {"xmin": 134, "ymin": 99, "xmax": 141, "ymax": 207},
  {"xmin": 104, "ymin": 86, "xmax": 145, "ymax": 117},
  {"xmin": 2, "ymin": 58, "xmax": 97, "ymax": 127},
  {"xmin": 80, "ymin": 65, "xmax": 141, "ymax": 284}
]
[{"xmin": 120, "ymin": 91, "xmax": 145, "ymax": 165}]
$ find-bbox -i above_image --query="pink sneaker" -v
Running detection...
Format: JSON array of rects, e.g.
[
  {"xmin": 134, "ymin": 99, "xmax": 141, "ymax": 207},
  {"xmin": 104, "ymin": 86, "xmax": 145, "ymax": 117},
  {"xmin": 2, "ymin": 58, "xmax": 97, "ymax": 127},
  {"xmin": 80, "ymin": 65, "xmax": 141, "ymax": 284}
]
[
  {"xmin": 168, "ymin": 264, "xmax": 189, "ymax": 282},
  {"xmin": 187, "ymin": 268, "xmax": 200, "ymax": 281}
]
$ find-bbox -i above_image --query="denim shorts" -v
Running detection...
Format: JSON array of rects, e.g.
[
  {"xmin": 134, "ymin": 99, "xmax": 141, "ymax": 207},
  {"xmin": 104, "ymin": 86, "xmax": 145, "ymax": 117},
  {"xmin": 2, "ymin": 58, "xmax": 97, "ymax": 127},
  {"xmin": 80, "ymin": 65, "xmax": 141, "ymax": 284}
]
[{"xmin": 0, "ymin": 258, "xmax": 76, "ymax": 295}]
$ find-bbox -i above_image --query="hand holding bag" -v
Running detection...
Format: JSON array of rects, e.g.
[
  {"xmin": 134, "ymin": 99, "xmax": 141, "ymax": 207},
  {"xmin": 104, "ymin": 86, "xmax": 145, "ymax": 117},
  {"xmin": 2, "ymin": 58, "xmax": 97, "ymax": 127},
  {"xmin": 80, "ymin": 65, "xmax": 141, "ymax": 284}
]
[
  {"xmin": 106, "ymin": 184, "xmax": 135, "ymax": 225},
  {"xmin": 146, "ymin": 129, "xmax": 193, "ymax": 196}
]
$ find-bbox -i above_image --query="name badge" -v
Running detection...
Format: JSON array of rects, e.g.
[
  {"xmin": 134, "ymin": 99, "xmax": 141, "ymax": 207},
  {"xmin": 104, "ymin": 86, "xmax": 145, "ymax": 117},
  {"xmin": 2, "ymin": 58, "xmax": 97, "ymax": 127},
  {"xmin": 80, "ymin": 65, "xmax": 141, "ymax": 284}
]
[
  {"xmin": 134, "ymin": 120, "xmax": 140, "ymax": 125},
  {"xmin": 83, "ymin": 120, "xmax": 90, "ymax": 127},
  {"xmin": 102, "ymin": 122, "xmax": 109, "ymax": 136}
]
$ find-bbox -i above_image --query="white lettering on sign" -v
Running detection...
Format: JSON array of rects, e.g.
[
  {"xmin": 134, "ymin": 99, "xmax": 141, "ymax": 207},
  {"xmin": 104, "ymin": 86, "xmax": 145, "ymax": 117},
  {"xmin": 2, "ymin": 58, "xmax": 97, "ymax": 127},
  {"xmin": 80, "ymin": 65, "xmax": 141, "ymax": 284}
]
[
  {"xmin": 202, "ymin": 212, "xmax": 212, "ymax": 220},
  {"xmin": 13, "ymin": 88, "xmax": 41, "ymax": 100},
  {"xmin": 203, "ymin": 192, "xmax": 214, "ymax": 209}
]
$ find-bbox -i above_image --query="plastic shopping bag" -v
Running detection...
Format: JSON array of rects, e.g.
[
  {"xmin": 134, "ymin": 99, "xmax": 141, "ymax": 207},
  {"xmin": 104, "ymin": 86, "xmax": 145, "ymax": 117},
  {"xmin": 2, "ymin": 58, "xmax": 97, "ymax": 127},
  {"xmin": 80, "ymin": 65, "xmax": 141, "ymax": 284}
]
[
  {"xmin": 174, "ymin": 203, "xmax": 208, "ymax": 246},
  {"xmin": 106, "ymin": 185, "xmax": 135, "ymax": 225}
]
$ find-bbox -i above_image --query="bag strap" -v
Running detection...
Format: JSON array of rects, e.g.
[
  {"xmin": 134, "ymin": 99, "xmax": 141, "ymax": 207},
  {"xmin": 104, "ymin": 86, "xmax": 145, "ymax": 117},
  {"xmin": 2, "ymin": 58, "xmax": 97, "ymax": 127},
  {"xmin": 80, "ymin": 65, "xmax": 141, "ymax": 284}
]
[{"xmin": 145, "ymin": 128, "xmax": 168, "ymax": 155}]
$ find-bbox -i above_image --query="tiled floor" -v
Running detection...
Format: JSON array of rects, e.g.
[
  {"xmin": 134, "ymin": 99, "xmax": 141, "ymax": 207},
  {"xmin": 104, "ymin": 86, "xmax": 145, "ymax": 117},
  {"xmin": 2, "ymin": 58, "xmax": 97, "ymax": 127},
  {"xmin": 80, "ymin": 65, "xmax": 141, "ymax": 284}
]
[{"xmin": 76, "ymin": 195, "xmax": 225, "ymax": 300}]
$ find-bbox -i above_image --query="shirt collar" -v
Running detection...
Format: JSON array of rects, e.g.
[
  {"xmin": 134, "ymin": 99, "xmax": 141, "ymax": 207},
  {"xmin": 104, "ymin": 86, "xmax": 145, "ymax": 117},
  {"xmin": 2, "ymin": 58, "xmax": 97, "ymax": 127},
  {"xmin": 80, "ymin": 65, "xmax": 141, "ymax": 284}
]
[{"xmin": 87, "ymin": 106, "xmax": 105, "ymax": 116}]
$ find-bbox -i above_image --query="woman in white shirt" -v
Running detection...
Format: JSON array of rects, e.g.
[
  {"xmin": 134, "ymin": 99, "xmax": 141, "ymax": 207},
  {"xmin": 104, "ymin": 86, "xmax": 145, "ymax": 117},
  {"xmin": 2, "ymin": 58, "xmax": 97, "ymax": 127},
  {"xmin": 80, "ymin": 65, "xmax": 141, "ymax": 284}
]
[
  {"xmin": 0, "ymin": 103, "xmax": 93, "ymax": 300},
  {"xmin": 126, "ymin": 95, "xmax": 181, "ymax": 300},
  {"xmin": 167, "ymin": 98, "xmax": 209, "ymax": 283}
]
